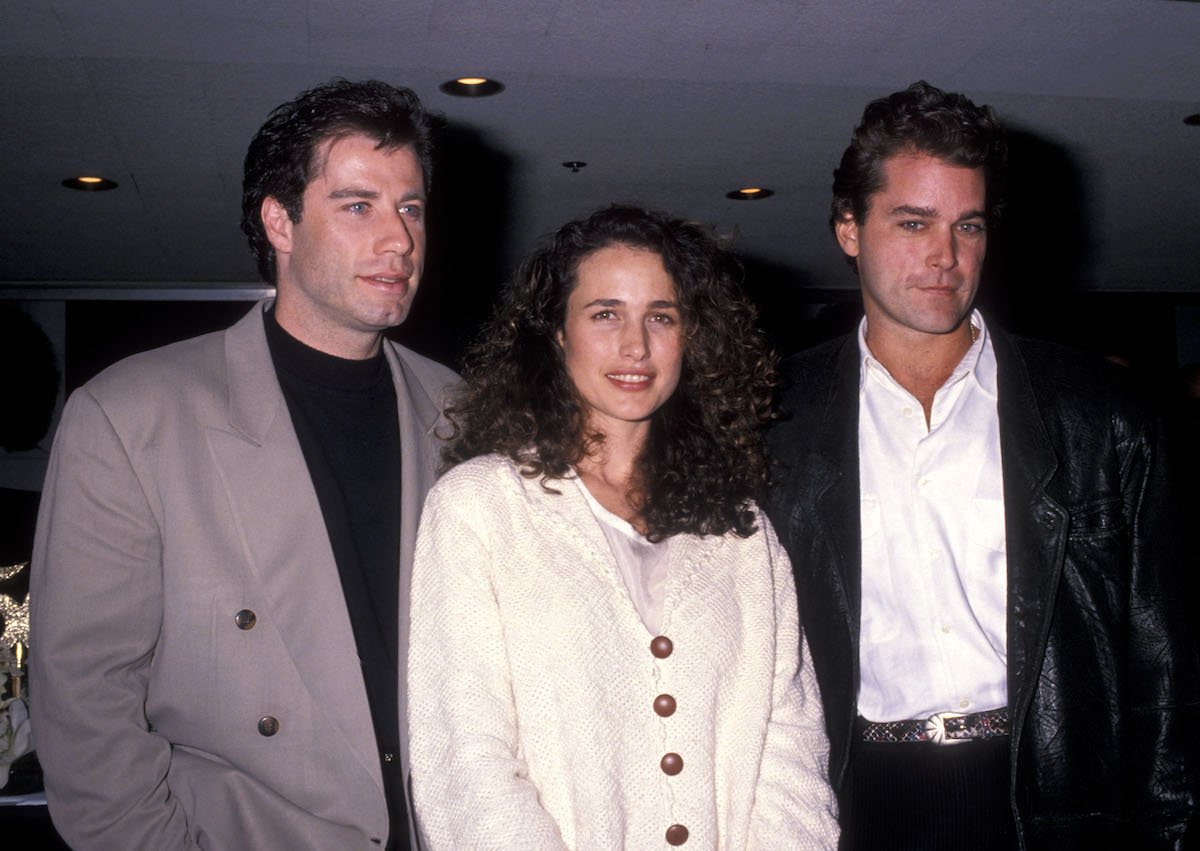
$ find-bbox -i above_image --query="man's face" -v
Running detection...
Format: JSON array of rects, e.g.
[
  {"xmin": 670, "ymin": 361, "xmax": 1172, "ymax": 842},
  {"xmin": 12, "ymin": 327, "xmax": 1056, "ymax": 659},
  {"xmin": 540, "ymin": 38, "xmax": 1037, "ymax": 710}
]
[
  {"xmin": 264, "ymin": 133, "xmax": 426, "ymax": 359},
  {"xmin": 836, "ymin": 152, "xmax": 987, "ymax": 346}
]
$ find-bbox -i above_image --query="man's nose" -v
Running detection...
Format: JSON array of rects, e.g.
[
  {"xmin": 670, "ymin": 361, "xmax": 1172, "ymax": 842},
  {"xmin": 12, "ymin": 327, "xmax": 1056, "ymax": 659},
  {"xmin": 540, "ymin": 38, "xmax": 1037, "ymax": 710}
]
[
  {"xmin": 378, "ymin": 213, "xmax": 415, "ymax": 256},
  {"xmin": 927, "ymin": 227, "xmax": 958, "ymax": 271}
]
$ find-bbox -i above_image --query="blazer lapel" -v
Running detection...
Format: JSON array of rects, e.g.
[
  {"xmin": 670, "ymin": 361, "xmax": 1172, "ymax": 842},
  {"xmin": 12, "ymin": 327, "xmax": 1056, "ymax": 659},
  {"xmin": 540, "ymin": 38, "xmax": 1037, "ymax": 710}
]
[
  {"xmin": 206, "ymin": 303, "xmax": 383, "ymax": 793},
  {"xmin": 993, "ymin": 330, "xmax": 1067, "ymax": 732},
  {"xmin": 385, "ymin": 343, "xmax": 446, "ymax": 777}
]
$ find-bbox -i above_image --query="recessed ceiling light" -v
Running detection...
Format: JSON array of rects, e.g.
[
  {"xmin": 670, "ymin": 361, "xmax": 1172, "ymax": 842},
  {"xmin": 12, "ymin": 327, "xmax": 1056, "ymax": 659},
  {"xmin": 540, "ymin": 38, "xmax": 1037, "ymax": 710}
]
[
  {"xmin": 726, "ymin": 187, "xmax": 774, "ymax": 200},
  {"xmin": 1185, "ymin": 113, "xmax": 1200, "ymax": 126},
  {"xmin": 62, "ymin": 176, "xmax": 118, "ymax": 191},
  {"xmin": 439, "ymin": 77, "xmax": 504, "ymax": 97}
]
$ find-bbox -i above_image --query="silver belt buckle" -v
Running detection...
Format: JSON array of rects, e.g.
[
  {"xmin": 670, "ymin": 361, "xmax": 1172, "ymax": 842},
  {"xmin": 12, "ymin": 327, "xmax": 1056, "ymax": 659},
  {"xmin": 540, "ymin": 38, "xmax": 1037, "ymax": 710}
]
[{"xmin": 923, "ymin": 711, "xmax": 967, "ymax": 746}]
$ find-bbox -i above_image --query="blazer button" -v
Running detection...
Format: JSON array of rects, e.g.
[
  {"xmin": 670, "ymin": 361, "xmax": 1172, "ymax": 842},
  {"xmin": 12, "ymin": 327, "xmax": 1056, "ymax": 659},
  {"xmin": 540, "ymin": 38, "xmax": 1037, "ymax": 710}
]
[
  {"xmin": 235, "ymin": 609, "xmax": 257, "ymax": 630},
  {"xmin": 654, "ymin": 694, "xmax": 676, "ymax": 717},
  {"xmin": 660, "ymin": 752, "xmax": 683, "ymax": 775},
  {"xmin": 650, "ymin": 635, "xmax": 673, "ymax": 659},
  {"xmin": 257, "ymin": 716, "xmax": 280, "ymax": 737},
  {"xmin": 666, "ymin": 824, "xmax": 689, "ymax": 845}
]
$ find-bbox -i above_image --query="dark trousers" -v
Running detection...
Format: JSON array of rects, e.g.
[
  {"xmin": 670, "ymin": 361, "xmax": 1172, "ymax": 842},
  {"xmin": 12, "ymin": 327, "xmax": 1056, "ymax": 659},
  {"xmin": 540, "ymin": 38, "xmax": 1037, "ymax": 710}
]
[{"xmin": 839, "ymin": 734, "xmax": 1016, "ymax": 851}]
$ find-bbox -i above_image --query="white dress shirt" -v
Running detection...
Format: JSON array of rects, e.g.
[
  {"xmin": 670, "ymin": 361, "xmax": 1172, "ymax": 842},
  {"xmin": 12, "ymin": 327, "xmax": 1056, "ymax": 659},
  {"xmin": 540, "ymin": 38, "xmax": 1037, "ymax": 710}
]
[{"xmin": 857, "ymin": 310, "xmax": 1008, "ymax": 721}]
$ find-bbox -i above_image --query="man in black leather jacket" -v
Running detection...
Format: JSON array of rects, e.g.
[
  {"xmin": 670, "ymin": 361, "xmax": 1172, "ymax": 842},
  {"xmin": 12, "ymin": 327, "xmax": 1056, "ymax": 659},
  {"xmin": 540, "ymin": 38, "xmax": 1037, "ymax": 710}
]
[{"xmin": 765, "ymin": 82, "xmax": 1198, "ymax": 849}]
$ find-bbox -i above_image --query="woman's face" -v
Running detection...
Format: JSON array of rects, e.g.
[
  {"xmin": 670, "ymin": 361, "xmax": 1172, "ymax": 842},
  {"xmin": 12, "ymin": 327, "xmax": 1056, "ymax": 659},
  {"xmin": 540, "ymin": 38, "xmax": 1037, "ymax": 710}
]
[{"xmin": 556, "ymin": 243, "xmax": 684, "ymax": 438}]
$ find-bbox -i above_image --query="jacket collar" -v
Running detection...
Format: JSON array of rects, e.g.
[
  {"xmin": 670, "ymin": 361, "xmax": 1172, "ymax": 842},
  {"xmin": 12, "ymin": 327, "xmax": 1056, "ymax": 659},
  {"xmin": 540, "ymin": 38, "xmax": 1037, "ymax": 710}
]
[
  {"xmin": 222, "ymin": 300, "xmax": 444, "ymax": 444},
  {"xmin": 225, "ymin": 299, "xmax": 288, "ymax": 445}
]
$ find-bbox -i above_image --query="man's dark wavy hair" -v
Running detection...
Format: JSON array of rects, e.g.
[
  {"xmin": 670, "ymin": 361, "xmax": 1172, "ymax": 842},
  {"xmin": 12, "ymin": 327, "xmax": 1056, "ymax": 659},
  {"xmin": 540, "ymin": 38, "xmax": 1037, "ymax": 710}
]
[
  {"xmin": 240, "ymin": 79, "xmax": 435, "ymax": 284},
  {"xmin": 443, "ymin": 205, "xmax": 777, "ymax": 542},
  {"xmin": 831, "ymin": 80, "xmax": 1007, "ymax": 254}
]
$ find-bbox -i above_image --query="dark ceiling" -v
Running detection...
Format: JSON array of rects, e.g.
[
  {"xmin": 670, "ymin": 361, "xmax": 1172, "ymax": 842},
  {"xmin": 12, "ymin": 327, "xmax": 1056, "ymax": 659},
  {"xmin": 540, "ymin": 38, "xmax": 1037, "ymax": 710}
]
[{"xmin": 2, "ymin": 0, "xmax": 1198, "ymax": 303}]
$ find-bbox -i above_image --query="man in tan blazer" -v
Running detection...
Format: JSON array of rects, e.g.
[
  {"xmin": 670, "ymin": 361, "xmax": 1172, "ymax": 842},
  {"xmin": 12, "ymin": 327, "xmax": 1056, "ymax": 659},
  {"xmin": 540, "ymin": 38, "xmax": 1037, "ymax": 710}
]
[{"xmin": 30, "ymin": 80, "xmax": 457, "ymax": 849}]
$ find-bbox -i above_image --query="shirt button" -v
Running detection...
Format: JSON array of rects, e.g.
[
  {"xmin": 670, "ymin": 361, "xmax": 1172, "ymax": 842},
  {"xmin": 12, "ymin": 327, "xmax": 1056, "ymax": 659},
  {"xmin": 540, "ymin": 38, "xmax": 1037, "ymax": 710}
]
[
  {"xmin": 666, "ymin": 824, "xmax": 689, "ymax": 845},
  {"xmin": 959, "ymin": 699, "xmax": 971, "ymax": 709},
  {"xmin": 941, "ymin": 624, "xmax": 952, "ymax": 634},
  {"xmin": 654, "ymin": 694, "xmax": 677, "ymax": 717},
  {"xmin": 660, "ymin": 752, "xmax": 684, "ymax": 775},
  {"xmin": 235, "ymin": 609, "xmax": 257, "ymax": 630},
  {"xmin": 650, "ymin": 636, "xmax": 674, "ymax": 659},
  {"xmin": 257, "ymin": 716, "xmax": 280, "ymax": 737},
  {"xmin": 902, "ymin": 407, "xmax": 913, "ymax": 417}
]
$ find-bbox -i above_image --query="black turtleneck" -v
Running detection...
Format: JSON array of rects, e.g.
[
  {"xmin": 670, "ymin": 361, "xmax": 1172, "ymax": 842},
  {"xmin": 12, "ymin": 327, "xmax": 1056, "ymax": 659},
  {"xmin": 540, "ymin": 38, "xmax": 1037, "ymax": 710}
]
[{"xmin": 263, "ymin": 309, "xmax": 408, "ymax": 850}]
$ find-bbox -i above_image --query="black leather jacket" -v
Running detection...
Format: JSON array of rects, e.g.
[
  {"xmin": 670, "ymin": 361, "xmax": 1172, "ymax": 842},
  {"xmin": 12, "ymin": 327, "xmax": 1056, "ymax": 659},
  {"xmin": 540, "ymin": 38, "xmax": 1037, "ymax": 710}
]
[{"xmin": 764, "ymin": 328, "xmax": 1199, "ymax": 849}]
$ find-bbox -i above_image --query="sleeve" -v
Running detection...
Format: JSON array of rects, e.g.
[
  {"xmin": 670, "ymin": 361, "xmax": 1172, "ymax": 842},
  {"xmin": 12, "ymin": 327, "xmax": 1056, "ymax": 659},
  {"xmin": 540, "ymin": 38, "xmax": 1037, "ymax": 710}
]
[
  {"xmin": 748, "ymin": 514, "xmax": 840, "ymax": 849},
  {"xmin": 407, "ymin": 473, "xmax": 568, "ymax": 850},
  {"xmin": 1122, "ymin": 410, "xmax": 1200, "ymax": 845},
  {"xmin": 28, "ymin": 389, "xmax": 198, "ymax": 850}
]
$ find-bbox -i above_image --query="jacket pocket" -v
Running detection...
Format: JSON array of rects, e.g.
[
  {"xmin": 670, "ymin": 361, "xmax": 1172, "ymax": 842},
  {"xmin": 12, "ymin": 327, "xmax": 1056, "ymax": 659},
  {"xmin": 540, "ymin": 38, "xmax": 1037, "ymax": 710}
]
[{"xmin": 1066, "ymin": 496, "xmax": 1127, "ymax": 540}]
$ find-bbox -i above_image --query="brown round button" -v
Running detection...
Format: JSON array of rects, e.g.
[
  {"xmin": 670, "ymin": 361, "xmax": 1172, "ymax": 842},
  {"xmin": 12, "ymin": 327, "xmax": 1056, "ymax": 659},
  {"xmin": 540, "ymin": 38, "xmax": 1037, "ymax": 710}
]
[
  {"xmin": 235, "ymin": 609, "xmax": 257, "ymax": 630},
  {"xmin": 666, "ymin": 824, "xmax": 689, "ymax": 845},
  {"xmin": 653, "ymin": 694, "xmax": 676, "ymax": 717},
  {"xmin": 660, "ymin": 752, "xmax": 683, "ymax": 775},
  {"xmin": 650, "ymin": 635, "xmax": 673, "ymax": 659},
  {"xmin": 257, "ymin": 716, "xmax": 279, "ymax": 737}
]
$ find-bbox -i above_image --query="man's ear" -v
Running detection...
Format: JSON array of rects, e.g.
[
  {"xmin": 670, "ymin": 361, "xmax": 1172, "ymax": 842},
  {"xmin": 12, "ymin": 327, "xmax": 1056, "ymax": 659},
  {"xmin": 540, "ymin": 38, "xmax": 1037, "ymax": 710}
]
[
  {"xmin": 834, "ymin": 212, "xmax": 861, "ymax": 259},
  {"xmin": 261, "ymin": 197, "xmax": 294, "ymax": 254}
]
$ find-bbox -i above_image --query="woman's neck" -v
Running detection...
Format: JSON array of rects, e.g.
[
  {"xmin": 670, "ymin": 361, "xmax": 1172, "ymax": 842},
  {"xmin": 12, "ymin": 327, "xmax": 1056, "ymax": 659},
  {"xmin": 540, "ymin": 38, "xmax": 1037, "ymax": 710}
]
[{"xmin": 576, "ymin": 420, "xmax": 648, "ymax": 531}]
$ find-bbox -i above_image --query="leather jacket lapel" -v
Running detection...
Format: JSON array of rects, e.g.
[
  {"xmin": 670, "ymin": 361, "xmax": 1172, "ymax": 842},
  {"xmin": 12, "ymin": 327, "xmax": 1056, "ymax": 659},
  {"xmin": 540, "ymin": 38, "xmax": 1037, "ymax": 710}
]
[
  {"xmin": 771, "ymin": 336, "xmax": 863, "ymax": 787},
  {"xmin": 809, "ymin": 339, "xmax": 863, "ymax": 652},
  {"xmin": 993, "ymin": 331, "xmax": 1068, "ymax": 740}
]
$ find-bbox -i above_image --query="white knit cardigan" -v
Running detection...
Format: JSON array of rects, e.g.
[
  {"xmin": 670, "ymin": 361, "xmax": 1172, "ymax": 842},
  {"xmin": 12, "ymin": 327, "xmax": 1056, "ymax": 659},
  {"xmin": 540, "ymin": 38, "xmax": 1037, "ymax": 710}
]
[{"xmin": 408, "ymin": 454, "xmax": 838, "ymax": 849}]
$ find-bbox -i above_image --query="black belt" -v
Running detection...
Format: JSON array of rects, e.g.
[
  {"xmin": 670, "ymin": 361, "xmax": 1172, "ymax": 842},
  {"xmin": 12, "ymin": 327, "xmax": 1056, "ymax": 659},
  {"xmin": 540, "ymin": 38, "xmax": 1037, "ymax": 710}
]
[{"xmin": 858, "ymin": 707, "xmax": 1009, "ymax": 745}]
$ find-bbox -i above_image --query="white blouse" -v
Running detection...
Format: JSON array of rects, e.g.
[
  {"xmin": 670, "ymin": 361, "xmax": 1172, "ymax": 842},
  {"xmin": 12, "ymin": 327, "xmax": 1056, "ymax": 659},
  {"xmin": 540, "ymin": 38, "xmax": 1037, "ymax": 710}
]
[{"xmin": 573, "ymin": 476, "xmax": 670, "ymax": 633}]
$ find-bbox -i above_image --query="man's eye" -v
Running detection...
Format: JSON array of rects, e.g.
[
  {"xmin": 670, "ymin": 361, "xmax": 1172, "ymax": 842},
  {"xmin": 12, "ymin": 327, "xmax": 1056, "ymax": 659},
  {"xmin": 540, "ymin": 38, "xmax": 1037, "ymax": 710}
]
[
  {"xmin": 900, "ymin": 221, "xmax": 923, "ymax": 231},
  {"xmin": 347, "ymin": 202, "xmax": 368, "ymax": 213},
  {"xmin": 400, "ymin": 204, "xmax": 424, "ymax": 220}
]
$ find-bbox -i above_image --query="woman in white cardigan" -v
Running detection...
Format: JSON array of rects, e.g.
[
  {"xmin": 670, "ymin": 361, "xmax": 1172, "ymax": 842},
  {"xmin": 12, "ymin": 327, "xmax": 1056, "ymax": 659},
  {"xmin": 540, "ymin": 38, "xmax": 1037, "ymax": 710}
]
[{"xmin": 408, "ymin": 206, "xmax": 838, "ymax": 849}]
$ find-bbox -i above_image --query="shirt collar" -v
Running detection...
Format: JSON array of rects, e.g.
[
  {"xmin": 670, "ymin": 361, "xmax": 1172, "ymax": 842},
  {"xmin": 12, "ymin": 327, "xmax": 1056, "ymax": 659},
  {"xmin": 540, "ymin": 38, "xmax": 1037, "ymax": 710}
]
[{"xmin": 857, "ymin": 309, "xmax": 996, "ymax": 398}]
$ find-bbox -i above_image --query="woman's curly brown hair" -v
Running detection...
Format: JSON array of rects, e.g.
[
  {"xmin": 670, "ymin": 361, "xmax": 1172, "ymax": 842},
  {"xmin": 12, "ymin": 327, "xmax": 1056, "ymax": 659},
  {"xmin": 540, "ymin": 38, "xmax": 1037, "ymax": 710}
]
[{"xmin": 443, "ymin": 205, "xmax": 777, "ymax": 541}]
